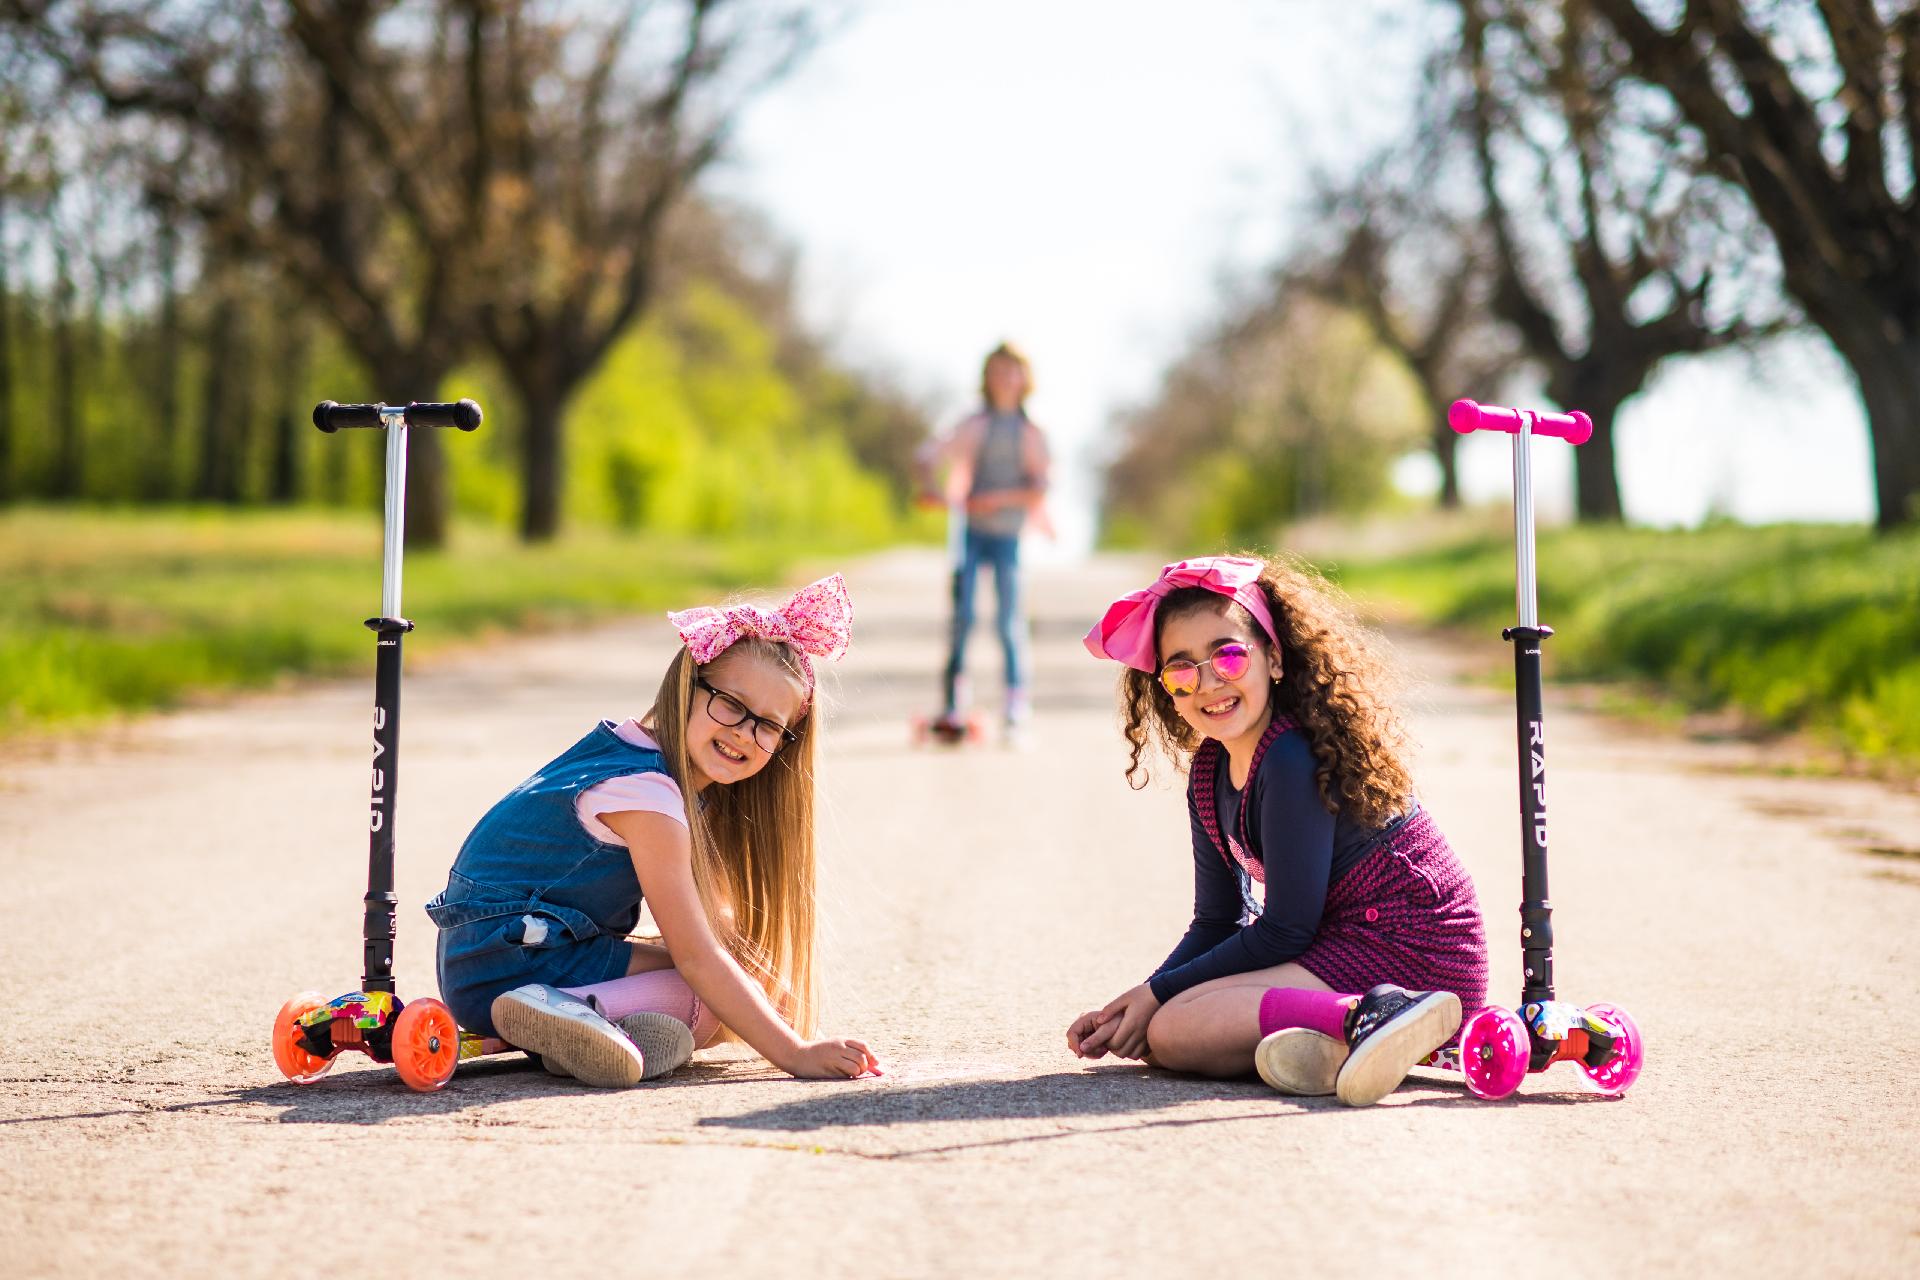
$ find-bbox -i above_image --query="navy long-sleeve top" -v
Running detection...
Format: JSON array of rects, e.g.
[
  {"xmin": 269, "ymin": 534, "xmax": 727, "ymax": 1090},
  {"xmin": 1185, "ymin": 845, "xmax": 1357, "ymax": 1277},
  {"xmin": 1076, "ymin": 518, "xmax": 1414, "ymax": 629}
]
[{"xmin": 1146, "ymin": 727, "xmax": 1410, "ymax": 1003}]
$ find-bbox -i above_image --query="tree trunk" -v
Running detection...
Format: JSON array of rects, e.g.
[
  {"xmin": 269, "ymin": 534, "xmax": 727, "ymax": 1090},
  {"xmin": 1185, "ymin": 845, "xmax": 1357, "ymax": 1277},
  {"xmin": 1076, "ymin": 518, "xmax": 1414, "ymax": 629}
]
[
  {"xmin": 50, "ymin": 241, "xmax": 82, "ymax": 500},
  {"xmin": 0, "ymin": 198, "xmax": 13, "ymax": 504},
  {"xmin": 1430, "ymin": 418, "xmax": 1461, "ymax": 509},
  {"xmin": 226, "ymin": 313, "xmax": 254, "ymax": 504},
  {"xmin": 517, "ymin": 377, "xmax": 565, "ymax": 542},
  {"xmin": 1822, "ymin": 310, "xmax": 1920, "ymax": 532},
  {"xmin": 1858, "ymin": 356, "xmax": 1920, "ymax": 531},
  {"xmin": 1552, "ymin": 372, "xmax": 1626, "ymax": 523},
  {"xmin": 269, "ymin": 407, "xmax": 298, "ymax": 503},
  {"xmin": 194, "ymin": 290, "xmax": 237, "ymax": 502},
  {"xmin": 147, "ymin": 216, "xmax": 183, "ymax": 500},
  {"xmin": 389, "ymin": 371, "xmax": 451, "ymax": 549},
  {"xmin": 269, "ymin": 319, "xmax": 307, "ymax": 503},
  {"xmin": 1570, "ymin": 400, "xmax": 1623, "ymax": 522},
  {"xmin": 321, "ymin": 425, "xmax": 350, "ymax": 505}
]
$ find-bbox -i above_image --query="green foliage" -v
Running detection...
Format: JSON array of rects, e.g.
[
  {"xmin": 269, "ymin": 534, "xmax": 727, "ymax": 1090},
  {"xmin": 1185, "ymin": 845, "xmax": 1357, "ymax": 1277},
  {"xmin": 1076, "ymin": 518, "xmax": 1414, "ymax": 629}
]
[
  {"xmin": 0, "ymin": 232, "xmax": 926, "ymax": 735},
  {"xmin": 1101, "ymin": 300, "xmax": 1425, "ymax": 549},
  {"xmin": 0, "ymin": 249, "xmax": 926, "ymax": 549},
  {"xmin": 0, "ymin": 506, "xmax": 857, "ymax": 735},
  {"xmin": 1334, "ymin": 523, "xmax": 1920, "ymax": 770},
  {"xmin": 555, "ymin": 283, "xmax": 901, "ymax": 544}
]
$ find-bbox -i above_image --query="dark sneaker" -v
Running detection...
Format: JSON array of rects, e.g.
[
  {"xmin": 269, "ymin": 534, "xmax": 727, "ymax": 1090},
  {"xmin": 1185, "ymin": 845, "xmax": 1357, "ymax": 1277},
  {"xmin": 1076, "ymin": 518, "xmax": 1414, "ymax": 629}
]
[
  {"xmin": 616, "ymin": 1011, "xmax": 695, "ymax": 1081},
  {"xmin": 1334, "ymin": 984, "xmax": 1462, "ymax": 1107},
  {"xmin": 1254, "ymin": 1028, "xmax": 1346, "ymax": 1096},
  {"xmin": 491, "ymin": 984, "xmax": 645, "ymax": 1088},
  {"xmin": 928, "ymin": 712, "xmax": 975, "ymax": 745}
]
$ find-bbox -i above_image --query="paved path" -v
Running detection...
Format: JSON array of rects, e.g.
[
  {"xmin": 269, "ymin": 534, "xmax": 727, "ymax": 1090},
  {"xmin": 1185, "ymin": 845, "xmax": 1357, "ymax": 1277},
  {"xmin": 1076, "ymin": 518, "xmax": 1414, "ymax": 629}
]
[{"xmin": 4, "ymin": 549, "xmax": 1917, "ymax": 1276}]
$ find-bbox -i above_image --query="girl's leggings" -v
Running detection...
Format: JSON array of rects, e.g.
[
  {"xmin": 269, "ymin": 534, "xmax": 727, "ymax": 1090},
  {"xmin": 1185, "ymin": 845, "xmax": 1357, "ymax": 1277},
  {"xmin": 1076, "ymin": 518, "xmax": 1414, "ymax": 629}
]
[{"xmin": 562, "ymin": 967, "xmax": 724, "ymax": 1048}]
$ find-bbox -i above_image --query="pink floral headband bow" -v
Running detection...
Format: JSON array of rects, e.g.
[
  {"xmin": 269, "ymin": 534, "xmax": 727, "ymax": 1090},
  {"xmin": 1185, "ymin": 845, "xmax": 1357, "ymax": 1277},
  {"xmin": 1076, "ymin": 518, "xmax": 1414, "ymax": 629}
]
[
  {"xmin": 668, "ymin": 574, "xmax": 853, "ymax": 697},
  {"xmin": 1082, "ymin": 556, "xmax": 1279, "ymax": 673}
]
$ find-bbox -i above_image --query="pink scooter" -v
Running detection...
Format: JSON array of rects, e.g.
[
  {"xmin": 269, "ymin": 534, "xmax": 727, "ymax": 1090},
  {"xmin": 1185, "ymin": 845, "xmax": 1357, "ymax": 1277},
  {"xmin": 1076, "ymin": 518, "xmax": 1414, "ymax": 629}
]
[{"xmin": 1444, "ymin": 399, "xmax": 1645, "ymax": 1099}]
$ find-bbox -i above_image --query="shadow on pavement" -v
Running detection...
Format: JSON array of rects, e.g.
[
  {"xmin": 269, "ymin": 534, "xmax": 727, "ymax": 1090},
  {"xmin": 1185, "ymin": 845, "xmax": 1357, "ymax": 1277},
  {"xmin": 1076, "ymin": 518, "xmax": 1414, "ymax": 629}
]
[
  {"xmin": 0, "ymin": 1054, "xmax": 601, "ymax": 1128},
  {"xmin": 2, "ymin": 1060, "xmax": 1613, "ymax": 1137},
  {"xmin": 699, "ymin": 1069, "xmax": 1296, "ymax": 1134},
  {"xmin": 694, "ymin": 1067, "xmax": 1618, "ymax": 1146},
  {"xmin": 235, "ymin": 1053, "xmax": 601, "ymax": 1122}
]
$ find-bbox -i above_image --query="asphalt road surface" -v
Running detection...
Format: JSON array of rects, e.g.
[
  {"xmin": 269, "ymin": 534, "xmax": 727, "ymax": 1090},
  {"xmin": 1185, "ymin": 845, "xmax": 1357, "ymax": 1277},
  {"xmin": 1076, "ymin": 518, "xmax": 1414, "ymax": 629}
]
[{"xmin": 4, "ymin": 549, "xmax": 1916, "ymax": 1276}]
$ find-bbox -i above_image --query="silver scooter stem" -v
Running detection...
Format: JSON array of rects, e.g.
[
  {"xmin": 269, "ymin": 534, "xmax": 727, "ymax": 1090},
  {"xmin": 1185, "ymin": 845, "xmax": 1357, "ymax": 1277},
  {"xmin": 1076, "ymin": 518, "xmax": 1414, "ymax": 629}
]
[
  {"xmin": 1512, "ymin": 413, "xmax": 1538, "ymax": 630},
  {"xmin": 379, "ymin": 407, "xmax": 409, "ymax": 620}
]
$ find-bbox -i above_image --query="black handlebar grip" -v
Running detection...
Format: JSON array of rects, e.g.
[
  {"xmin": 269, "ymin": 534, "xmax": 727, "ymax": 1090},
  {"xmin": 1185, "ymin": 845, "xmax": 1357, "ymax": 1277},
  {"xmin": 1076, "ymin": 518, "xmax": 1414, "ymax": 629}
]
[
  {"xmin": 312, "ymin": 399, "xmax": 483, "ymax": 432},
  {"xmin": 312, "ymin": 401, "xmax": 383, "ymax": 432},
  {"xmin": 405, "ymin": 399, "xmax": 483, "ymax": 431}
]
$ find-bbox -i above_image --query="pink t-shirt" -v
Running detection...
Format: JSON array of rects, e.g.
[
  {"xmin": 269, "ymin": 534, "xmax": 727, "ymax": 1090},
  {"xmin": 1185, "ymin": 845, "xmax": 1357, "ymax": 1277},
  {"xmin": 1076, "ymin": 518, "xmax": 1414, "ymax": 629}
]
[{"xmin": 574, "ymin": 720, "xmax": 688, "ymax": 843}]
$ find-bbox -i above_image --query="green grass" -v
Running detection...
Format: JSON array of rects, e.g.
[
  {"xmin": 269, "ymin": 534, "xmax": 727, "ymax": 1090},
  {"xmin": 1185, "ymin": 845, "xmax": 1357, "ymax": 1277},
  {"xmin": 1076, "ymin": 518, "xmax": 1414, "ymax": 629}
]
[
  {"xmin": 1329, "ymin": 522, "xmax": 1920, "ymax": 772},
  {"xmin": 0, "ymin": 506, "xmax": 868, "ymax": 735}
]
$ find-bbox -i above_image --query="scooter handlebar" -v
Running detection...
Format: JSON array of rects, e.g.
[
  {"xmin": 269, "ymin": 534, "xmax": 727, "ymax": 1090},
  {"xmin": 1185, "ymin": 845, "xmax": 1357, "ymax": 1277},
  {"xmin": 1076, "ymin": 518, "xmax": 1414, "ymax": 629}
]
[
  {"xmin": 407, "ymin": 399, "xmax": 484, "ymax": 431},
  {"xmin": 313, "ymin": 400, "xmax": 483, "ymax": 433},
  {"xmin": 312, "ymin": 401, "xmax": 381, "ymax": 431},
  {"xmin": 1449, "ymin": 398, "xmax": 1591, "ymax": 445}
]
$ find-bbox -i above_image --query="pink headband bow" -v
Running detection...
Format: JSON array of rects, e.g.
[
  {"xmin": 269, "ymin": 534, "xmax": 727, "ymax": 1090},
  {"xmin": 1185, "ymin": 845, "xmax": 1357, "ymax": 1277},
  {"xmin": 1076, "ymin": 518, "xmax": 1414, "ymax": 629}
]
[
  {"xmin": 668, "ymin": 574, "xmax": 853, "ymax": 692},
  {"xmin": 1082, "ymin": 556, "xmax": 1279, "ymax": 673}
]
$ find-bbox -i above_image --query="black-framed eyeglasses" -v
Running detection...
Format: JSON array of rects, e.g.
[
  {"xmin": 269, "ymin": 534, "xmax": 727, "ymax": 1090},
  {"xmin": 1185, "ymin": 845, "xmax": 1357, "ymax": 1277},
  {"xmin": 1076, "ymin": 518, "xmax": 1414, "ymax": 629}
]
[{"xmin": 696, "ymin": 677, "xmax": 798, "ymax": 753}]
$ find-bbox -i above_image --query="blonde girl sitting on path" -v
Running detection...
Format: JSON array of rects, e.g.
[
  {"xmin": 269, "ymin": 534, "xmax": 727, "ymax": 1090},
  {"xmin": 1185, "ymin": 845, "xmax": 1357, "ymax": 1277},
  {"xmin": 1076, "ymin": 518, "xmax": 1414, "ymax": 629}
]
[{"xmin": 426, "ymin": 575, "xmax": 880, "ymax": 1087}]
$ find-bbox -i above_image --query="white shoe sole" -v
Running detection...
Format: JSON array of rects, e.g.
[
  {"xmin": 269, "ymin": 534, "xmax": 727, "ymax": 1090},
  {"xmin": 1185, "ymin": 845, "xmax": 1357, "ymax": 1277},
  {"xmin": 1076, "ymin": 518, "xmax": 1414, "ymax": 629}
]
[
  {"xmin": 616, "ymin": 1012, "xmax": 695, "ymax": 1081},
  {"xmin": 1334, "ymin": 991, "xmax": 1461, "ymax": 1107},
  {"xmin": 1254, "ymin": 1028, "xmax": 1346, "ymax": 1096},
  {"xmin": 492, "ymin": 988, "xmax": 645, "ymax": 1088}
]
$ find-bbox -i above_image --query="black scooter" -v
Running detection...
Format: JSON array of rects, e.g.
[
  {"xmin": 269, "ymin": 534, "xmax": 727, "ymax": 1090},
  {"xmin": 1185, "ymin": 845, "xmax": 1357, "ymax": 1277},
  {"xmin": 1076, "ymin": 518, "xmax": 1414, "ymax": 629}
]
[{"xmin": 271, "ymin": 399, "xmax": 481, "ymax": 1092}]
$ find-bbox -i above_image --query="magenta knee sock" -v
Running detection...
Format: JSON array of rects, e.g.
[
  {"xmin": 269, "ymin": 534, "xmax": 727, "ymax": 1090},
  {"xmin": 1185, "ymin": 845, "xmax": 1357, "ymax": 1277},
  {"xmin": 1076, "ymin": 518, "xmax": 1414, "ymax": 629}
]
[
  {"xmin": 1258, "ymin": 987, "xmax": 1354, "ymax": 1040},
  {"xmin": 562, "ymin": 969, "xmax": 722, "ymax": 1048}
]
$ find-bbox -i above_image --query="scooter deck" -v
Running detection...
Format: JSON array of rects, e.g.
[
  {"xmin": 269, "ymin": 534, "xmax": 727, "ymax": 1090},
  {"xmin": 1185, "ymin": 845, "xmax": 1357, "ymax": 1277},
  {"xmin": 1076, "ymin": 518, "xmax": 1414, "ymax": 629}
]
[{"xmin": 910, "ymin": 711, "xmax": 985, "ymax": 747}]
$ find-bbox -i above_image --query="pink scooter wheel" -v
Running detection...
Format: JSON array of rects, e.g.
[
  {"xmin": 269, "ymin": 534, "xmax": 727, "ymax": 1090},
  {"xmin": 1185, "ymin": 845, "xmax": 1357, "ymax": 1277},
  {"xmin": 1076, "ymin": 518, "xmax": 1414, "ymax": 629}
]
[
  {"xmin": 1460, "ymin": 1006, "xmax": 1529, "ymax": 1100},
  {"xmin": 1580, "ymin": 1002, "xmax": 1644, "ymax": 1097}
]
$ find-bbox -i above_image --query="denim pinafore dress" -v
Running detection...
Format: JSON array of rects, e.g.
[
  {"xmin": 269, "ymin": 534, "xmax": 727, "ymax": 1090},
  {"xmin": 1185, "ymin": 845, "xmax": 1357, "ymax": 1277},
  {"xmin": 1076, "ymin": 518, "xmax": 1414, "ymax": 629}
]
[{"xmin": 427, "ymin": 722, "xmax": 675, "ymax": 1036}]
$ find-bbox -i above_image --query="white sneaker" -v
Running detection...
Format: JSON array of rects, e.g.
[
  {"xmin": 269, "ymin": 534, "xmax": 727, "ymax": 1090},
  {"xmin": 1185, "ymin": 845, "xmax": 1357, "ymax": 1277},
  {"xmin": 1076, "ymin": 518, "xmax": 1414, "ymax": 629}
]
[
  {"xmin": 615, "ymin": 1011, "xmax": 696, "ymax": 1081},
  {"xmin": 491, "ymin": 984, "xmax": 645, "ymax": 1087},
  {"xmin": 1254, "ymin": 1028, "xmax": 1346, "ymax": 1096}
]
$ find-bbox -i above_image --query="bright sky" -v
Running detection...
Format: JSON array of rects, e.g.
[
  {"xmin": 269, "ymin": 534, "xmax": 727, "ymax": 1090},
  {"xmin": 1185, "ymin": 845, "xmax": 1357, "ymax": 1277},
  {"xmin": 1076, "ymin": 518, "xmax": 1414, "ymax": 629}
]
[{"xmin": 717, "ymin": 0, "xmax": 1876, "ymax": 553}]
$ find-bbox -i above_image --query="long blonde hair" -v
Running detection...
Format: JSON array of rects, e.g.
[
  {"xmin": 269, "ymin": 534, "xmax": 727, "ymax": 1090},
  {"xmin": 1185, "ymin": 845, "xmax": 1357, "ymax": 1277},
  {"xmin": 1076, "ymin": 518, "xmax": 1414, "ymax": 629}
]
[
  {"xmin": 643, "ymin": 638, "xmax": 819, "ymax": 1037},
  {"xmin": 1118, "ymin": 556, "xmax": 1414, "ymax": 828}
]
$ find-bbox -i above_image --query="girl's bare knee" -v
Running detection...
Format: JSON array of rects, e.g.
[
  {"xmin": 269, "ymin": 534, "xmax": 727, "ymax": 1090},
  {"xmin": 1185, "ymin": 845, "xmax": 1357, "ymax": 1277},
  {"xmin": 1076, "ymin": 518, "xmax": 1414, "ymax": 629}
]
[{"xmin": 1145, "ymin": 1007, "xmax": 1197, "ymax": 1072}]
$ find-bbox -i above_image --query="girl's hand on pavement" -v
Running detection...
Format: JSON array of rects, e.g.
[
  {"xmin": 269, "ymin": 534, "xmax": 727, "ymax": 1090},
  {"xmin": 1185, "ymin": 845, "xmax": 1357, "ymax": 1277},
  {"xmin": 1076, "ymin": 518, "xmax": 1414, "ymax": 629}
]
[
  {"xmin": 1098, "ymin": 984, "xmax": 1161, "ymax": 1060},
  {"xmin": 1068, "ymin": 1010, "xmax": 1113, "ymax": 1058},
  {"xmin": 785, "ymin": 1037, "xmax": 883, "ymax": 1079}
]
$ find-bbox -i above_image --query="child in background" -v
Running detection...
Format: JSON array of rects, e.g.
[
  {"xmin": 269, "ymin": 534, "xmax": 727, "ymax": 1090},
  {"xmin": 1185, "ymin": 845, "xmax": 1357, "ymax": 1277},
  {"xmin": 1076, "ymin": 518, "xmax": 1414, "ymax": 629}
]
[
  {"xmin": 1070, "ymin": 556, "xmax": 1488, "ymax": 1106},
  {"xmin": 919, "ymin": 341, "xmax": 1052, "ymax": 740},
  {"xmin": 427, "ymin": 575, "xmax": 880, "ymax": 1087}
]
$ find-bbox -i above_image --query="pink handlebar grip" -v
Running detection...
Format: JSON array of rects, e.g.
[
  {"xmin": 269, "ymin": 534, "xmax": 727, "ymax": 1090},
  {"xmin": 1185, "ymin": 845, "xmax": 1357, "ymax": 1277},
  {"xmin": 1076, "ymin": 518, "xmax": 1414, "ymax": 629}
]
[{"xmin": 1449, "ymin": 399, "xmax": 1592, "ymax": 445}]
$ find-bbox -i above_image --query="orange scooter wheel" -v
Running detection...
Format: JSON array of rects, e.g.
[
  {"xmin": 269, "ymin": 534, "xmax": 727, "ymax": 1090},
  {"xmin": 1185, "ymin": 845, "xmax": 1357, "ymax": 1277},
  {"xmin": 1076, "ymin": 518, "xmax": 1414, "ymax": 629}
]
[
  {"xmin": 273, "ymin": 992, "xmax": 337, "ymax": 1084},
  {"xmin": 391, "ymin": 998, "xmax": 460, "ymax": 1092}
]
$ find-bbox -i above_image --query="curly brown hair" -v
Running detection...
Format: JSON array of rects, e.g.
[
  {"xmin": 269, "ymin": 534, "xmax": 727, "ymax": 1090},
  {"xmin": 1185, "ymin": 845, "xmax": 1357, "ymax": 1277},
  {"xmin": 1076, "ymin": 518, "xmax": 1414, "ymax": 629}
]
[{"xmin": 1119, "ymin": 555, "xmax": 1414, "ymax": 827}]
